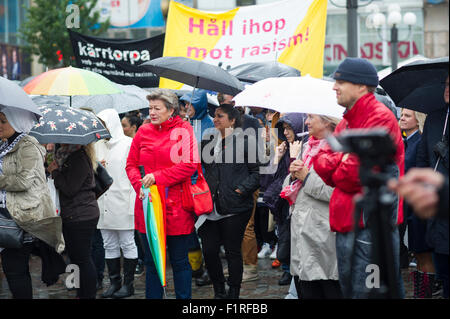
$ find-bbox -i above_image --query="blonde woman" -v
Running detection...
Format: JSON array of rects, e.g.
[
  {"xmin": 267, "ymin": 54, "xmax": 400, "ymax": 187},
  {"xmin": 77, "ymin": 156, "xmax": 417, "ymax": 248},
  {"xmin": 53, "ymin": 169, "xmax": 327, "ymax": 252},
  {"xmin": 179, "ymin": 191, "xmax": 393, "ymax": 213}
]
[
  {"xmin": 48, "ymin": 142, "xmax": 100, "ymax": 299},
  {"xmin": 286, "ymin": 114, "xmax": 341, "ymax": 299},
  {"xmin": 399, "ymin": 108, "xmax": 435, "ymax": 298}
]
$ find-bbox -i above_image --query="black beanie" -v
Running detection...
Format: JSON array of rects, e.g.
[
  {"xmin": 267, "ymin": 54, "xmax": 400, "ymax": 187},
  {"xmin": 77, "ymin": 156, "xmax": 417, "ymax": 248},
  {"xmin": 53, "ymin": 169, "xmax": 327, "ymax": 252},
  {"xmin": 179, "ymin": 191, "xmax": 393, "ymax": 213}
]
[{"xmin": 332, "ymin": 57, "xmax": 379, "ymax": 87}]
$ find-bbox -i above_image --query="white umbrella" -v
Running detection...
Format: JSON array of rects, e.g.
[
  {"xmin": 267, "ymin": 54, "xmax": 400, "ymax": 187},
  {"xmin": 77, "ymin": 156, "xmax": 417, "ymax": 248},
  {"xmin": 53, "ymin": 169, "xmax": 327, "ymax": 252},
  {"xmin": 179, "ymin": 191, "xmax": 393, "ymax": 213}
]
[{"xmin": 232, "ymin": 75, "xmax": 345, "ymax": 119}]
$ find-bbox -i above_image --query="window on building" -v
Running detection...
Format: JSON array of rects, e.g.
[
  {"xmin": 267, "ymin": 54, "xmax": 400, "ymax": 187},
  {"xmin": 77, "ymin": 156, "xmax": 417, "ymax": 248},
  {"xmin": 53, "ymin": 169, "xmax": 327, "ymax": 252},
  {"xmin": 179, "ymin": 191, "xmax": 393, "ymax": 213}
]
[{"xmin": 236, "ymin": 0, "xmax": 256, "ymax": 6}]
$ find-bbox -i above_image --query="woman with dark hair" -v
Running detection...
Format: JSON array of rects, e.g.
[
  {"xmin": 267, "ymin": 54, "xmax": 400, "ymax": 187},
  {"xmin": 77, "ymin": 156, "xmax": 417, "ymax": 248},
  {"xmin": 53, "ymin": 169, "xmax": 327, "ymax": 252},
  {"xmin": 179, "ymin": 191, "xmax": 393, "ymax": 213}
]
[
  {"xmin": 262, "ymin": 112, "xmax": 307, "ymax": 286},
  {"xmin": 121, "ymin": 112, "xmax": 143, "ymax": 138},
  {"xmin": 198, "ymin": 103, "xmax": 261, "ymax": 299}
]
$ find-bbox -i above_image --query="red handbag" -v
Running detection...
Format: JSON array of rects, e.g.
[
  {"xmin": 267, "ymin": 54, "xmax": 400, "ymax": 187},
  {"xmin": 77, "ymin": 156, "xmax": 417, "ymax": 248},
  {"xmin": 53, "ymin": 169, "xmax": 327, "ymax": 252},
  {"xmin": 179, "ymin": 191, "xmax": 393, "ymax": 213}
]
[{"xmin": 182, "ymin": 163, "xmax": 213, "ymax": 216}]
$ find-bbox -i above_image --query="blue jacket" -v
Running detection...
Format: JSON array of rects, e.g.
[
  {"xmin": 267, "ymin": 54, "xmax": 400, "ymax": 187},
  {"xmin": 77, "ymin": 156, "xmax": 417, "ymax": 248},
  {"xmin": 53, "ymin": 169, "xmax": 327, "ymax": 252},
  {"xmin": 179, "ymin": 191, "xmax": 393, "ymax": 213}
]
[
  {"xmin": 404, "ymin": 130, "xmax": 421, "ymax": 172},
  {"xmin": 180, "ymin": 89, "xmax": 215, "ymax": 184},
  {"xmin": 180, "ymin": 89, "xmax": 214, "ymax": 144}
]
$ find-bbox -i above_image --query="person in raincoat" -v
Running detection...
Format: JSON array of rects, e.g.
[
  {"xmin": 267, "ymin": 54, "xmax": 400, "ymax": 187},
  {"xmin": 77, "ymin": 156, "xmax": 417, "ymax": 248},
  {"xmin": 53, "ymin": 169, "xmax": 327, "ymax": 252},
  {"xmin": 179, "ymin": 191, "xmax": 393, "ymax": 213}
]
[
  {"xmin": 180, "ymin": 88, "xmax": 215, "ymax": 143},
  {"xmin": 126, "ymin": 89, "xmax": 197, "ymax": 299},
  {"xmin": 95, "ymin": 108, "xmax": 138, "ymax": 299},
  {"xmin": 284, "ymin": 114, "xmax": 341, "ymax": 299},
  {"xmin": 262, "ymin": 112, "xmax": 307, "ymax": 287},
  {"xmin": 179, "ymin": 89, "xmax": 215, "ymax": 286},
  {"xmin": 313, "ymin": 57, "xmax": 405, "ymax": 298},
  {"xmin": 0, "ymin": 106, "xmax": 65, "ymax": 299}
]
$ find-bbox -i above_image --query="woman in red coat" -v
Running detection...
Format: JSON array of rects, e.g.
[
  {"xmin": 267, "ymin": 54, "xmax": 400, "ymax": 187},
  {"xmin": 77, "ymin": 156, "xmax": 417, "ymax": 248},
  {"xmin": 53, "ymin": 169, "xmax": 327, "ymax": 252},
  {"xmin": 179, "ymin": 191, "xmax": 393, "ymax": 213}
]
[{"xmin": 126, "ymin": 89, "xmax": 197, "ymax": 299}]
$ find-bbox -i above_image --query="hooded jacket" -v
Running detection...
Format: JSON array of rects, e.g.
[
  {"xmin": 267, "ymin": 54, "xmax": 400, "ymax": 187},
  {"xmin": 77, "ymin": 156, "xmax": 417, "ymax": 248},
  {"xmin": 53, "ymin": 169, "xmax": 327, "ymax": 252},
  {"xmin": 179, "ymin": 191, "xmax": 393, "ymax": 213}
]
[
  {"xmin": 95, "ymin": 109, "xmax": 135, "ymax": 230},
  {"xmin": 0, "ymin": 135, "xmax": 65, "ymax": 252},
  {"xmin": 180, "ymin": 89, "xmax": 215, "ymax": 143},
  {"xmin": 262, "ymin": 113, "xmax": 307, "ymax": 218},
  {"xmin": 126, "ymin": 116, "xmax": 197, "ymax": 235},
  {"xmin": 313, "ymin": 93, "xmax": 405, "ymax": 233}
]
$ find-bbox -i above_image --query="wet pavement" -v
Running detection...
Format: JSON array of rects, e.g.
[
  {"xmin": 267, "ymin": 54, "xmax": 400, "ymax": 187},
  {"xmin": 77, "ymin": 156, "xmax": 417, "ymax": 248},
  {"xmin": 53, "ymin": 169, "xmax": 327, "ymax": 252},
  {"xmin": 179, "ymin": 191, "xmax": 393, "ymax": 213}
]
[{"xmin": 0, "ymin": 252, "xmax": 435, "ymax": 299}]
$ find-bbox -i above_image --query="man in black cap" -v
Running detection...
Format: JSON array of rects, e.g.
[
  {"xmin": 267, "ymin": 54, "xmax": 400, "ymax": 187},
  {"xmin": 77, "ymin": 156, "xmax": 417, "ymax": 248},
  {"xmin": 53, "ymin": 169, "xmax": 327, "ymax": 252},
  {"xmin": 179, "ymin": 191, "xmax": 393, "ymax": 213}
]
[{"xmin": 312, "ymin": 57, "xmax": 405, "ymax": 298}]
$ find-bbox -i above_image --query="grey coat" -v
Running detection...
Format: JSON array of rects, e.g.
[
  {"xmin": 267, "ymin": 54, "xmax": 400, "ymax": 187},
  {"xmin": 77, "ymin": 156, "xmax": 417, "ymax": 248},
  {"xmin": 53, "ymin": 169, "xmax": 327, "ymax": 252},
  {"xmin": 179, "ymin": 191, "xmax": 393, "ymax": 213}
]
[
  {"xmin": 285, "ymin": 168, "xmax": 338, "ymax": 281},
  {"xmin": 0, "ymin": 135, "xmax": 64, "ymax": 253}
]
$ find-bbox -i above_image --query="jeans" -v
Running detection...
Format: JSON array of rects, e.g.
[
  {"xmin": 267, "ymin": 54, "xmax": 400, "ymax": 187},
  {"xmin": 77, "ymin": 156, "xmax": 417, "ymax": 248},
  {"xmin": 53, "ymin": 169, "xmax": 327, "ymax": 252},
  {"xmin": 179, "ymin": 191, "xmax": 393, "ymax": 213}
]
[
  {"xmin": 63, "ymin": 218, "xmax": 99, "ymax": 299},
  {"xmin": 198, "ymin": 210, "xmax": 252, "ymax": 288},
  {"xmin": 336, "ymin": 227, "xmax": 405, "ymax": 299},
  {"xmin": 140, "ymin": 232, "xmax": 192, "ymax": 299}
]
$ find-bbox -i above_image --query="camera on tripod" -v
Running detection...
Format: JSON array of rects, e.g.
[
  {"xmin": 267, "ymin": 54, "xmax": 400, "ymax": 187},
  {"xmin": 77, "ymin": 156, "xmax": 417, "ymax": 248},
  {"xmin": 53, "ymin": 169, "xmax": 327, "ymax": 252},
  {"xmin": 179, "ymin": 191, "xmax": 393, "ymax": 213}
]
[
  {"xmin": 326, "ymin": 128, "xmax": 396, "ymax": 169},
  {"xmin": 326, "ymin": 128, "xmax": 401, "ymax": 299}
]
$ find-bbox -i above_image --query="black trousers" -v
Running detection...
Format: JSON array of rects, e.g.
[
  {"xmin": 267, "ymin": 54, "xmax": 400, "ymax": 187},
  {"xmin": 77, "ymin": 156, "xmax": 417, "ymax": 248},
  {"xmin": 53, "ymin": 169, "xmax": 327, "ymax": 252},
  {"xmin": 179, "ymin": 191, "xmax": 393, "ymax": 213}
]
[
  {"xmin": 293, "ymin": 275, "xmax": 342, "ymax": 299},
  {"xmin": 198, "ymin": 210, "xmax": 252, "ymax": 288},
  {"xmin": 1, "ymin": 242, "xmax": 34, "ymax": 299},
  {"xmin": 91, "ymin": 228, "xmax": 105, "ymax": 282},
  {"xmin": 254, "ymin": 205, "xmax": 277, "ymax": 247},
  {"xmin": 62, "ymin": 218, "xmax": 98, "ymax": 299}
]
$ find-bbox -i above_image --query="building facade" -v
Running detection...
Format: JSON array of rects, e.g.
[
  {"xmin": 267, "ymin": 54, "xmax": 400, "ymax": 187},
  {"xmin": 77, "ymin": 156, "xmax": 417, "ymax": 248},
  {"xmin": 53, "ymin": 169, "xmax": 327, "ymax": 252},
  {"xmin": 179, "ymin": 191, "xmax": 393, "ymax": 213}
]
[{"xmin": 1, "ymin": 0, "xmax": 448, "ymax": 78}]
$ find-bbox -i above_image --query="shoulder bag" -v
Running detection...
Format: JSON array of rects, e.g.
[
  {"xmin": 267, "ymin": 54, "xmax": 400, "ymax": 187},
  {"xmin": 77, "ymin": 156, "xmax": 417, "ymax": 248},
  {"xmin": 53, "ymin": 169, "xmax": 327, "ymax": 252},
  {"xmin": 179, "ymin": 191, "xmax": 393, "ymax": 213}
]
[
  {"xmin": 0, "ymin": 209, "xmax": 24, "ymax": 249},
  {"xmin": 181, "ymin": 163, "xmax": 213, "ymax": 216},
  {"xmin": 94, "ymin": 162, "xmax": 114, "ymax": 199}
]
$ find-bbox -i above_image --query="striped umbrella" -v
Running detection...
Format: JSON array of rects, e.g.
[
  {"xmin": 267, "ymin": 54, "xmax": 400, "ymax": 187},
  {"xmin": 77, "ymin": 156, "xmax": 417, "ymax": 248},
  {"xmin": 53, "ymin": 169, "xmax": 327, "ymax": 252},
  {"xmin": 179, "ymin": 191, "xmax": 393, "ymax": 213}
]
[
  {"xmin": 142, "ymin": 184, "xmax": 167, "ymax": 288},
  {"xmin": 23, "ymin": 66, "xmax": 122, "ymax": 105}
]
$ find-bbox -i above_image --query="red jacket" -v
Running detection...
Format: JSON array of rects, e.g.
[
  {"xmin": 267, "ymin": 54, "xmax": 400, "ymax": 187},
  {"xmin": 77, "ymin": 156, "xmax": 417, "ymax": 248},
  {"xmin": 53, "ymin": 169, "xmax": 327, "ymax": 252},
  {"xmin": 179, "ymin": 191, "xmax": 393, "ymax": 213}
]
[
  {"xmin": 126, "ymin": 116, "xmax": 198, "ymax": 235},
  {"xmin": 313, "ymin": 93, "xmax": 405, "ymax": 233}
]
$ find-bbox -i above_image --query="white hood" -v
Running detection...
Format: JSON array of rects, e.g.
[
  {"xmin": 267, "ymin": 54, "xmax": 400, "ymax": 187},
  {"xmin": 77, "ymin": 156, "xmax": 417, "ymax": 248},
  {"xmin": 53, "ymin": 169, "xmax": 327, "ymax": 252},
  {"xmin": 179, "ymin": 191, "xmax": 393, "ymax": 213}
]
[{"xmin": 97, "ymin": 108, "xmax": 126, "ymax": 147}]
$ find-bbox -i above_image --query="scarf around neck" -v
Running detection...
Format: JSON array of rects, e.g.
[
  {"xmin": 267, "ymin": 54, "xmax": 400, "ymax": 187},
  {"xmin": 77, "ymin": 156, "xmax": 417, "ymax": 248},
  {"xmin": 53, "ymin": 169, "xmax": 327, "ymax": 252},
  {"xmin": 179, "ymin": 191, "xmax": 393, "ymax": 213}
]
[
  {"xmin": 302, "ymin": 135, "xmax": 327, "ymax": 170},
  {"xmin": 0, "ymin": 133, "xmax": 26, "ymax": 207}
]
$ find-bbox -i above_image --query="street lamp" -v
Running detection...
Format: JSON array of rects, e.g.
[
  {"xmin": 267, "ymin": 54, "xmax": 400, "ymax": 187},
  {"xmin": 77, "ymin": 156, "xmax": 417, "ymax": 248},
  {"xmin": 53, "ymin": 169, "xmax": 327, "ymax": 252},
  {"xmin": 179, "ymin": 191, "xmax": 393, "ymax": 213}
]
[
  {"xmin": 329, "ymin": 0, "xmax": 375, "ymax": 58},
  {"xmin": 366, "ymin": 4, "xmax": 417, "ymax": 71}
]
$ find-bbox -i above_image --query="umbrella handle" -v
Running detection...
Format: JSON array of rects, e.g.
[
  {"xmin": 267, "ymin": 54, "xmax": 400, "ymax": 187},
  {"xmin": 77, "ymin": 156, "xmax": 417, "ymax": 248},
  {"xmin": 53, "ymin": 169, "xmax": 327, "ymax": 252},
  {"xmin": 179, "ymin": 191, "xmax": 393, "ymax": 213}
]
[
  {"xmin": 139, "ymin": 165, "xmax": 145, "ymax": 178},
  {"xmin": 187, "ymin": 76, "xmax": 200, "ymax": 115}
]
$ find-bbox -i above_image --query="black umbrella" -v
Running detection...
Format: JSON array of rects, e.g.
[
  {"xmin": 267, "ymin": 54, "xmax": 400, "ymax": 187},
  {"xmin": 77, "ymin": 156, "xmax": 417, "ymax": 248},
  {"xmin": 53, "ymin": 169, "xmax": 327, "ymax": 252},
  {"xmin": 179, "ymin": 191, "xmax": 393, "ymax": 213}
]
[
  {"xmin": 29, "ymin": 104, "xmax": 111, "ymax": 145},
  {"xmin": 228, "ymin": 61, "xmax": 301, "ymax": 83},
  {"xmin": 379, "ymin": 57, "xmax": 449, "ymax": 114},
  {"xmin": 140, "ymin": 56, "xmax": 245, "ymax": 96},
  {"xmin": 0, "ymin": 77, "xmax": 42, "ymax": 121}
]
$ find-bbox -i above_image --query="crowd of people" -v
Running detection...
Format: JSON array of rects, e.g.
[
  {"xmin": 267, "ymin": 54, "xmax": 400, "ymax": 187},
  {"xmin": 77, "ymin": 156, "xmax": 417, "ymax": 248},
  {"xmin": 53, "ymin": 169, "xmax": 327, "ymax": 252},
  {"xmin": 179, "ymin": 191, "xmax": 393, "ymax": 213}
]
[{"xmin": 0, "ymin": 57, "xmax": 448, "ymax": 300}]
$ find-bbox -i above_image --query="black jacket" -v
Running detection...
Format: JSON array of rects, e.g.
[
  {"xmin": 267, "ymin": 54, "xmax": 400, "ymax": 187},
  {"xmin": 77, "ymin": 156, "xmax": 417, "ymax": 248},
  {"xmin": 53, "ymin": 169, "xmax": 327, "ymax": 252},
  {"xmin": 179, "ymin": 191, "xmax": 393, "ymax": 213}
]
[
  {"xmin": 52, "ymin": 148, "xmax": 99, "ymax": 223},
  {"xmin": 201, "ymin": 130, "xmax": 260, "ymax": 215},
  {"xmin": 416, "ymin": 106, "xmax": 449, "ymax": 255}
]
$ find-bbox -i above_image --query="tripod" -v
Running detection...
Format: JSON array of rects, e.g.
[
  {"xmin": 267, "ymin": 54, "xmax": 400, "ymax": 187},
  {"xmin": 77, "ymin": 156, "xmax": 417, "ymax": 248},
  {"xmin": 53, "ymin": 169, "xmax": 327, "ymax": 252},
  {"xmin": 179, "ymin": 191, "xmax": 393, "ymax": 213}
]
[{"xmin": 353, "ymin": 162, "xmax": 401, "ymax": 299}]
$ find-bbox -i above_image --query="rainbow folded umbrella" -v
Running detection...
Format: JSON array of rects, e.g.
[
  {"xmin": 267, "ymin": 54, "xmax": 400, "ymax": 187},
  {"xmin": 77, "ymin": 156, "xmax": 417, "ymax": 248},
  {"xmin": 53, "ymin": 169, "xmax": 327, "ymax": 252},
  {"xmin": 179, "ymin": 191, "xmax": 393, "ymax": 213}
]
[
  {"xmin": 142, "ymin": 184, "xmax": 167, "ymax": 287},
  {"xmin": 23, "ymin": 66, "xmax": 122, "ymax": 106}
]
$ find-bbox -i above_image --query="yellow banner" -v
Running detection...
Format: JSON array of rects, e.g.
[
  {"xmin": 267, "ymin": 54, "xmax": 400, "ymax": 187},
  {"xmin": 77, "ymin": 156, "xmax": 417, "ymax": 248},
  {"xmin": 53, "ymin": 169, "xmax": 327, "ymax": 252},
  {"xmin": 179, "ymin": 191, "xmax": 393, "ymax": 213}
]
[{"xmin": 161, "ymin": 0, "xmax": 328, "ymax": 90}]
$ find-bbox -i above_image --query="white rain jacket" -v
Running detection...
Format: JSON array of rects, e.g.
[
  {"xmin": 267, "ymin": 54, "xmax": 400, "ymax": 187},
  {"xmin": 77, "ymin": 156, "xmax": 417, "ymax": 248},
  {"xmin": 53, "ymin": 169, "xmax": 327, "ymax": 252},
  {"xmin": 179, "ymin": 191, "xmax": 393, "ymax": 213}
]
[{"xmin": 95, "ymin": 109, "xmax": 135, "ymax": 230}]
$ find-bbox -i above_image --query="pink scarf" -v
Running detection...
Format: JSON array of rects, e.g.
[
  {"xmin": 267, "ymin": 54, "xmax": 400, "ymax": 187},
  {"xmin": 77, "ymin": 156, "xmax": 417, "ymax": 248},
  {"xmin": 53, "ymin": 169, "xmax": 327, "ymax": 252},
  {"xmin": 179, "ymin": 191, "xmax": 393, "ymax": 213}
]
[
  {"xmin": 280, "ymin": 136, "xmax": 327, "ymax": 205},
  {"xmin": 302, "ymin": 136, "xmax": 328, "ymax": 169}
]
